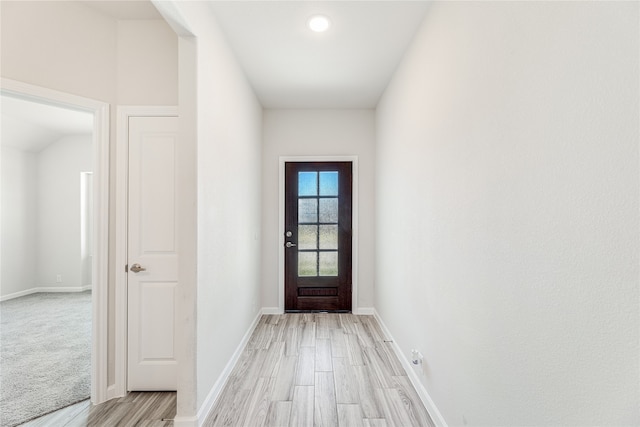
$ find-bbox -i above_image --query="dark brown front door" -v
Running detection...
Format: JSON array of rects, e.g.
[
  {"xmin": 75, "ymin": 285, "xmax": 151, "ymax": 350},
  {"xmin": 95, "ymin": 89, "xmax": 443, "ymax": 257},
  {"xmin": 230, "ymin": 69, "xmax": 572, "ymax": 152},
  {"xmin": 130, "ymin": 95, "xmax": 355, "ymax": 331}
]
[{"xmin": 284, "ymin": 162, "xmax": 352, "ymax": 312}]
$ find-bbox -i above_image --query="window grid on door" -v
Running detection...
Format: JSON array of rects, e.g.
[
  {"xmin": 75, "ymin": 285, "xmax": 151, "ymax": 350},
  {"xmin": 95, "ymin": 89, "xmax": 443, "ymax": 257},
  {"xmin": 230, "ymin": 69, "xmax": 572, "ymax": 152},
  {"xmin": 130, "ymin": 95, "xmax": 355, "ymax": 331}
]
[{"xmin": 297, "ymin": 171, "xmax": 339, "ymax": 277}]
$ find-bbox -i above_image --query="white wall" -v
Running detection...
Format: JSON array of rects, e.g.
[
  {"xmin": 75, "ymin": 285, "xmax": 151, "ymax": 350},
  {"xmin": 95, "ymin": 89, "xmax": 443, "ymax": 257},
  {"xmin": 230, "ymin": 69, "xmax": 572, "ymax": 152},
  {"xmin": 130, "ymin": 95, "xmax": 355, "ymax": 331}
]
[
  {"xmin": 160, "ymin": 2, "xmax": 264, "ymax": 418},
  {"xmin": 376, "ymin": 2, "xmax": 639, "ymax": 426},
  {"xmin": 37, "ymin": 135, "xmax": 93, "ymax": 289},
  {"xmin": 0, "ymin": 1, "xmax": 117, "ymax": 102},
  {"xmin": 194, "ymin": 12, "xmax": 263, "ymax": 413},
  {"xmin": 262, "ymin": 109, "xmax": 376, "ymax": 311},
  {"xmin": 117, "ymin": 20, "xmax": 178, "ymax": 106},
  {"xmin": 1, "ymin": 146, "xmax": 37, "ymax": 297},
  {"xmin": 1, "ymin": 135, "xmax": 92, "ymax": 298}
]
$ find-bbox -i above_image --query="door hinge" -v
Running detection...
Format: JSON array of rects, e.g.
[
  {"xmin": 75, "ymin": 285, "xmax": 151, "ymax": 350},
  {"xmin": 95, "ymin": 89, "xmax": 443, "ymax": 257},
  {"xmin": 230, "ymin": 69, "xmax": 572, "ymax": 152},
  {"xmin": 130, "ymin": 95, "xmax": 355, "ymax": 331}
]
[{"xmin": 125, "ymin": 264, "xmax": 128, "ymax": 273}]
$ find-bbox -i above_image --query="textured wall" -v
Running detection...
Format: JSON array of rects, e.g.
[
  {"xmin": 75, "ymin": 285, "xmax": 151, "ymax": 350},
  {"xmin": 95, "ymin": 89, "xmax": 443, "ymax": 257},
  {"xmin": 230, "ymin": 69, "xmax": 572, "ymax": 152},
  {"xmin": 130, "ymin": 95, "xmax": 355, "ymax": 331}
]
[
  {"xmin": 117, "ymin": 20, "xmax": 178, "ymax": 106},
  {"xmin": 376, "ymin": 2, "xmax": 639, "ymax": 425}
]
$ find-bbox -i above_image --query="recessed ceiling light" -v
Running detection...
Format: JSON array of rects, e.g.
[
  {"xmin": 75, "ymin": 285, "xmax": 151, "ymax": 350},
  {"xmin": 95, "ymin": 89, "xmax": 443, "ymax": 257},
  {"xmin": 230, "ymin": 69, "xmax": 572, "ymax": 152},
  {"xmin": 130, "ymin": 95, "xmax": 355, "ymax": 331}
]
[{"xmin": 307, "ymin": 15, "xmax": 331, "ymax": 33}]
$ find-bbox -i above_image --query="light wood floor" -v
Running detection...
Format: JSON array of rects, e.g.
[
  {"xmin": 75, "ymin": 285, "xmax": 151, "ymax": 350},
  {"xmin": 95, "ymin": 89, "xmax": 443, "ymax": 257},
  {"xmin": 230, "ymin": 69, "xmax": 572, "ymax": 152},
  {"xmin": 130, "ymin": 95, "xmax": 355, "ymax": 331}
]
[
  {"xmin": 19, "ymin": 392, "xmax": 176, "ymax": 427},
  {"xmin": 20, "ymin": 314, "xmax": 433, "ymax": 427},
  {"xmin": 205, "ymin": 313, "xmax": 435, "ymax": 427}
]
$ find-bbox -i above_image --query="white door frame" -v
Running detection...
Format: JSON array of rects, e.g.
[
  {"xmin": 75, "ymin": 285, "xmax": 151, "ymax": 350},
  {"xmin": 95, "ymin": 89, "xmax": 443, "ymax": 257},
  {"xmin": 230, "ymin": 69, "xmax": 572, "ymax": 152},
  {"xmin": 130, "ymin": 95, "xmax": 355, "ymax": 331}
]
[
  {"xmin": 0, "ymin": 78, "xmax": 110, "ymax": 404},
  {"xmin": 277, "ymin": 156, "xmax": 361, "ymax": 314},
  {"xmin": 114, "ymin": 106, "xmax": 179, "ymax": 397}
]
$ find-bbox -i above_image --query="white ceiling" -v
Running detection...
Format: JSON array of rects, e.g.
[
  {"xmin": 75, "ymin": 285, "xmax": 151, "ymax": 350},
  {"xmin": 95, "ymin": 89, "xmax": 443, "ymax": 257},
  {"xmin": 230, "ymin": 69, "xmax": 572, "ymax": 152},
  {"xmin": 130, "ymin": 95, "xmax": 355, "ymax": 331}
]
[
  {"xmin": 207, "ymin": 1, "xmax": 431, "ymax": 108},
  {"xmin": 1, "ymin": 95, "xmax": 94, "ymax": 152}
]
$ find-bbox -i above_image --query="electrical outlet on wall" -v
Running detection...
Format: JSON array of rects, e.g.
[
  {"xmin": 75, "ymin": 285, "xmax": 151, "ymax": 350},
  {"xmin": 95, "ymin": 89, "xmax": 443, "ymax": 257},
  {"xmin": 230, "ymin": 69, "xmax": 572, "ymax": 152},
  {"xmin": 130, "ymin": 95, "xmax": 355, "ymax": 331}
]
[
  {"xmin": 56, "ymin": 275, "xmax": 62, "ymax": 283},
  {"xmin": 411, "ymin": 349, "xmax": 425, "ymax": 376}
]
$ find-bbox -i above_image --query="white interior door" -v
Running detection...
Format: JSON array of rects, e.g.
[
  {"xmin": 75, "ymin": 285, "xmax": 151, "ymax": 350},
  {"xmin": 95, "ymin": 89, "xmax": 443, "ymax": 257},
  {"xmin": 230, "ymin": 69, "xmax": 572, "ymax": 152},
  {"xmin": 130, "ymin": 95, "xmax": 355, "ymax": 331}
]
[{"xmin": 127, "ymin": 116, "xmax": 179, "ymax": 391}]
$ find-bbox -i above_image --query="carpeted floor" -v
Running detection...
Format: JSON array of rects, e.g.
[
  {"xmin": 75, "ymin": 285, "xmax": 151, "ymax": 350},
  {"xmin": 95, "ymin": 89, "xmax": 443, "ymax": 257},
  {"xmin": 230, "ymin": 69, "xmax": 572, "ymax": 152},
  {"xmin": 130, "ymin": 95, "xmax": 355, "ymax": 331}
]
[{"xmin": 0, "ymin": 292, "xmax": 91, "ymax": 427}]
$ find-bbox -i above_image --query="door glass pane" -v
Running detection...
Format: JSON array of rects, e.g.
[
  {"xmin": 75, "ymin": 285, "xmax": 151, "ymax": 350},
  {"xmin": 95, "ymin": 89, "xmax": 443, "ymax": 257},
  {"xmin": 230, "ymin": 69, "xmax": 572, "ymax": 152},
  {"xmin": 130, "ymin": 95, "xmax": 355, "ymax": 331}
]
[
  {"xmin": 319, "ymin": 225, "xmax": 338, "ymax": 249},
  {"xmin": 319, "ymin": 172, "xmax": 338, "ymax": 196},
  {"xmin": 298, "ymin": 199, "xmax": 317, "ymax": 223},
  {"xmin": 319, "ymin": 252, "xmax": 338, "ymax": 276},
  {"xmin": 319, "ymin": 198, "xmax": 338, "ymax": 223},
  {"xmin": 299, "ymin": 172, "xmax": 317, "ymax": 196},
  {"xmin": 298, "ymin": 252, "xmax": 317, "ymax": 277},
  {"xmin": 298, "ymin": 225, "xmax": 317, "ymax": 250}
]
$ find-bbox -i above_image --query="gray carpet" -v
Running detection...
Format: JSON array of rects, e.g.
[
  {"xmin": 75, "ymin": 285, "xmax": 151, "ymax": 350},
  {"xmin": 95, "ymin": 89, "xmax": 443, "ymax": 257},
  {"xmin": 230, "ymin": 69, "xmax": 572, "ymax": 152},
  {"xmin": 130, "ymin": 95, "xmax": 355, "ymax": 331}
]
[{"xmin": 0, "ymin": 292, "xmax": 91, "ymax": 427}]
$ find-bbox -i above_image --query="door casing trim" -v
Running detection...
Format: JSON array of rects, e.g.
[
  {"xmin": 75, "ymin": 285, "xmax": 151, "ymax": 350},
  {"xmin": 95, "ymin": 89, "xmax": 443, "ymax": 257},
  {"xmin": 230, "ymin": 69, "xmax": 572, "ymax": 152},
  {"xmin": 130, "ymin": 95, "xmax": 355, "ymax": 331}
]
[
  {"xmin": 114, "ymin": 106, "xmax": 179, "ymax": 399},
  {"xmin": 0, "ymin": 78, "xmax": 110, "ymax": 404},
  {"xmin": 278, "ymin": 156, "xmax": 360, "ymax": 314}
]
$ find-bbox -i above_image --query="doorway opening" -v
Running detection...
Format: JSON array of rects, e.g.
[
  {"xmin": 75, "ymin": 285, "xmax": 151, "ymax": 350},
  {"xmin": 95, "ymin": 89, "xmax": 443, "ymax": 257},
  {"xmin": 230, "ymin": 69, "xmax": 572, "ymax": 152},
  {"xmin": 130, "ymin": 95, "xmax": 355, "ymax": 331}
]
[{"xmin": 0, "ymin": 78, "xmax": 110, "ymax": 408}]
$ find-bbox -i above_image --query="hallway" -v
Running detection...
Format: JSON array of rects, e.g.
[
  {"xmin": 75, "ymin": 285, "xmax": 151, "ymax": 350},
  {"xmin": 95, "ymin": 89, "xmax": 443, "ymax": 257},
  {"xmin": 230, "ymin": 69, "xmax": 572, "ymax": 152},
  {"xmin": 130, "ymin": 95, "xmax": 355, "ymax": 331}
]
[
  {"xmin": 205, "ymin": 313, "xmax": 434, "ymax": 426},
  {"xmin": 23, "ymin": 314, "xmax": 432, "ymax": 426},
  {"xmin": 2, "ymin": 1, "xmax": 636, "ymax": 424}
]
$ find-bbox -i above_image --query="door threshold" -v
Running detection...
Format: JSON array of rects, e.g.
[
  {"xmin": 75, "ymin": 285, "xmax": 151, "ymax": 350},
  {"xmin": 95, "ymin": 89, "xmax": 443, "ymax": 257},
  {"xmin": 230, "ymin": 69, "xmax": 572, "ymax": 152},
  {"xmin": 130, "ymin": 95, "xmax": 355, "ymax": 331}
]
[{"xmin": 285, "ymin": 310, "xmax": 351, "ymax": 313}]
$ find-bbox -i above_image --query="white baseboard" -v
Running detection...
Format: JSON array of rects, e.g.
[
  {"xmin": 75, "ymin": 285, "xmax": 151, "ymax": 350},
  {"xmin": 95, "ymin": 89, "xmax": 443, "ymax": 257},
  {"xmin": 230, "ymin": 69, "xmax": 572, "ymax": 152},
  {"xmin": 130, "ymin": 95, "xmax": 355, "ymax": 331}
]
[
  {"xmin": 41, "ymin": 285, "xmax": 92, "ymax": 293},
  {"xmin": 262, "ymin": 307, "xmax": 282, "ymax": 315},
  {"xmin": 173, "ymin": 416, "xmax": 198, "ymax": 427},
  {"xmin": 373, "ymin": 309, "xmax": 448, "ymax": 427},
  {"xmin": 0, "ymin": 288, "xmax": 37, "ymax": 301},
  {"xmin": 193, "ymin": 309, "xmax": 263, "ymax": 426},
  {"xmin": 0, "ymin": 286, "xmax": 92, "ymax": 302},
  {"xmin": 354, "ymin": 306, "xmax": 375, "ymax": 315}
]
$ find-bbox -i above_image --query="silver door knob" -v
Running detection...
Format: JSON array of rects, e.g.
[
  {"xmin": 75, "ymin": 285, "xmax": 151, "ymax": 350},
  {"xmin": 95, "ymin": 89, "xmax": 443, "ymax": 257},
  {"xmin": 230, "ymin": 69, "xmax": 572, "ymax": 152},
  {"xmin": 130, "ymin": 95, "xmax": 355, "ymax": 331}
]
[
  {"xmin": 285, "ymin": 242, "xmax": 297, "ymax": 248},
  {"xmin": 130, "ymin": 263, "xmax": 146, "ymax": 273}
]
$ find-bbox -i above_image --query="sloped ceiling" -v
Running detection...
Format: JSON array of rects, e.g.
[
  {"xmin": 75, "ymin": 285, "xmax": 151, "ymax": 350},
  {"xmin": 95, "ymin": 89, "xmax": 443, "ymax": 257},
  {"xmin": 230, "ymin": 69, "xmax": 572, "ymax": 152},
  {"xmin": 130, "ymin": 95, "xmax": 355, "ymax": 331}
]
[{"xmin": 1, "ymin": 95, "xmax": 93, "ymax": 152}]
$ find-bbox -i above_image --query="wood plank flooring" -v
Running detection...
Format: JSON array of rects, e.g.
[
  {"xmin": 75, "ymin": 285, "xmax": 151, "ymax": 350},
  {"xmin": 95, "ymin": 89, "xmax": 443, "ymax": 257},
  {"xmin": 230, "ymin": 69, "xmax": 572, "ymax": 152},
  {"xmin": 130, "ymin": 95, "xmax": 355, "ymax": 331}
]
[
  {"xmin": 19, "ymin": 392, "xmax": 176, "ymax": 427},
  {"xmin": 204, "ymin": 313, "xmax": 434, "ymax": 427},
  {"xmin": 20, "ymin": 314, "xmax": 433, "ymax": 427}
]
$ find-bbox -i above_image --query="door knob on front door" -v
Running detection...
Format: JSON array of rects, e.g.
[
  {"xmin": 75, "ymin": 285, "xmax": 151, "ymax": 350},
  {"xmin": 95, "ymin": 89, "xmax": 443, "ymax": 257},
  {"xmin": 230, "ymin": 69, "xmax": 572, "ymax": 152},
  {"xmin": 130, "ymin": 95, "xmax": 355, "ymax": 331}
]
[
  {"xmin": 285, "ymin": 242, "xmax": 297, "ymax": 248},
  {"xmin": 130, "ymin": 263, "xmax": 146, "ymax": 273}
]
